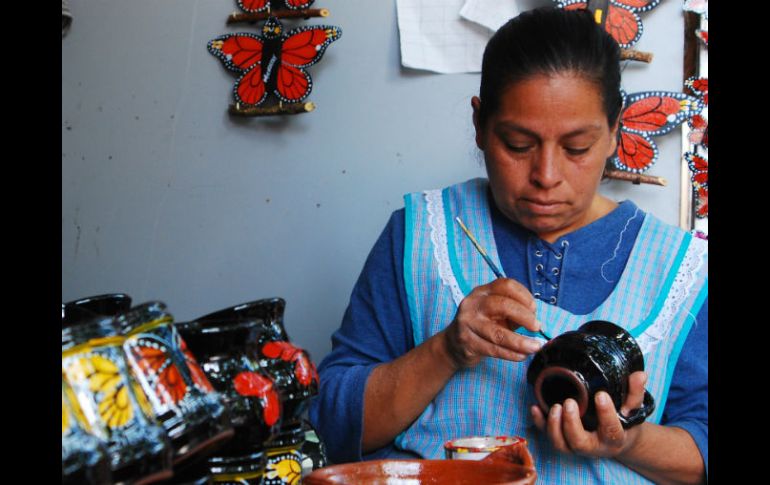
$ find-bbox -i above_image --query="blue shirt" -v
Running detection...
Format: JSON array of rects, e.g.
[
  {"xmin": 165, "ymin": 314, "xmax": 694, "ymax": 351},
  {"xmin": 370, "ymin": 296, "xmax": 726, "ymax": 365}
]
[{"xmin": 309, "ymin": 197, "xmax": 707, "ymax": 472}]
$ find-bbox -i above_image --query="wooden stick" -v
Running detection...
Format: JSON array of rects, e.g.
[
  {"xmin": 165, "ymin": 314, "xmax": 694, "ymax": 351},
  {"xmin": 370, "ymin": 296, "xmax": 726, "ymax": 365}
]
[
  {"xmin": 228, "ymin": 102, "xmax": 316, "ymax": 117},
  {"xmin": 227, "ymin": 8, "xmax": 329, "ymax": 24},
  {"xmin": 603, "ymin": 169, "xmax": 667, "ymax": 186},
  {"xmin": 620, "ymin": 48, "xmax": 653, "ymax": 63}
]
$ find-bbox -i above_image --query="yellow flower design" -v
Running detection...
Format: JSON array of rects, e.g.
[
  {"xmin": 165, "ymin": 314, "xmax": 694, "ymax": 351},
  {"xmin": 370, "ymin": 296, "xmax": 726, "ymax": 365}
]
[
  {"xmin": 87, "ymin": 355, "xmax": 122, "ymax": 394},
  {"xmin": 98, "ymin": 384, "xmax": 133, "ymax": 428},
  {"xmin": 72, "ymin": 354, "xmax": 134, "ymax": 429},
  {"xmin": 62, "ymin": 397, "xmax": 70, "ymax": 434},
  {"xmin": 266, "ymin": 457, "xmax": 301, "ymax": 485}
]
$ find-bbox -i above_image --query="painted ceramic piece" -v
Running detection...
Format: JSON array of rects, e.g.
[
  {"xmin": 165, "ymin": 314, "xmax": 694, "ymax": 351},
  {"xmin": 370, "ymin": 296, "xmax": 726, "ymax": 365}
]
[
  {"xmin": 207, "ymin": 449, "xmax": 267, "ymax": 484},
  {"xmin": 527, "ymin": 320, "xmax": 656, "ymax": 431},
  {"xmin": 62, "ymin": 293, "xmax": 132, "ymax": 328},
  {"xmin": 192, "ymin": 298, "xmax": 318, "ymax": 430},
  {"xmin": 61, "ymin": 315, "xmax": 174, "ymax": 484},
  {"xmin": 299, "ymin": 420, "xmax": 328, "ymax": 477},
  {"xmin": 305, "ymin": 439, "xmax": 536, "ymax": 485},
  {"xmin": 263, "ymin": 423, "xmax": 305, "ymax": 485},
  {"xmin": 444, "ymin": 436, "xmax": 525, "ymax": 461},
  {"xmin": 118, "ymin": 302, "xmax": 235, "ymax": 466},
  {"xmin": 62, "ymin": 375, "xmax": 112, "ymax": 485},
  {"xmin": 176, "ymin": 317, "xmax": 282, "ymax": 455}
]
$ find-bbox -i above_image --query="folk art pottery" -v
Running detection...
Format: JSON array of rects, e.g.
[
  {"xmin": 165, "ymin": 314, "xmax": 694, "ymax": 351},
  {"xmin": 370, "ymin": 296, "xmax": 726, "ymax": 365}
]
[
  {"xmin": 305, "ymin": 438, "xmax": 536, "ymax": 485},
  {"xmin": 62, "ymin": 293, "xmax": 133, "ymax": 328},
  {"xmin": 62, "ymin": 375, "xmax": 112, "ymax": 485},
  {"xmin": 117, "ymin": 302, "xmax": 235, "ymax": 466},
  {"xmin": 527, "ymin": 320, "xmax": 656, "ymax": 431},
  {"xmin": 62, "ymin": 315, "xmax": 174, "ymax": 484}
]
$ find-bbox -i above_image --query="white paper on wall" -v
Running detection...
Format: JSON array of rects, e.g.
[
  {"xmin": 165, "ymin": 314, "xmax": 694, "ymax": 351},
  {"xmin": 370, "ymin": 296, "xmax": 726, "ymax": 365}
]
[
  {"xmin": 459, "ymin": 0, "xmax": 521, "ymax": 33},
  {"xmin": 396, "ymin": 0, "xmax": 492, "ymax": 74}
]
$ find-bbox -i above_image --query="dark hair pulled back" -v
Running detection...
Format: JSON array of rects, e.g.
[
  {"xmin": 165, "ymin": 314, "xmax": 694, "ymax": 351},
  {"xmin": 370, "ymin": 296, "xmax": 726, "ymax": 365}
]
[{"xmin": 478, "ymin": 7, "xmax": 622, "ymax": 127}]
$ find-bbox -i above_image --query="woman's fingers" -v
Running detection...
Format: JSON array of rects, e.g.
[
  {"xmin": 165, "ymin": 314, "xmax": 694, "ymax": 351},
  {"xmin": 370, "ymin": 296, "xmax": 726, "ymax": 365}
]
[{"xmin": 620, "ymin": 371, "xmax": 648, "ymax": 416}]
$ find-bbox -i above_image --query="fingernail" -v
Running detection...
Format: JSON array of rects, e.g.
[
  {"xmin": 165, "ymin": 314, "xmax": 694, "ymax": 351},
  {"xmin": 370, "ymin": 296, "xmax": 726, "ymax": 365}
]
[
  {"xmin": 526, "ymin": 339, "xmax": 543, "ymax": 353},
  {"xmin": 564, "ymin": 399, "xmax": 576, "ymax": 414},
  {"xmin": 597, "ymin": 392, "xmax": 609, "ymax": 405},
  {"xmin": 550, "ymin": 404, "xmax": 561, "ymax": 418}
]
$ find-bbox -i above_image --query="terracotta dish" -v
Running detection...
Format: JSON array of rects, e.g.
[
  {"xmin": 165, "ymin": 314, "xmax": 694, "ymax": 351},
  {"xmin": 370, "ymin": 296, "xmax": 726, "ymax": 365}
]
[{"xmin": 304, "ymin": 439, "xmax": 536, "ymax": 484}]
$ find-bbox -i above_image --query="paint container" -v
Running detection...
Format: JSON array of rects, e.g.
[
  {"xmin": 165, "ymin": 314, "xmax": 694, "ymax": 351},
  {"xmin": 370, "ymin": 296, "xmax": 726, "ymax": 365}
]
[{"xmin": 444, "ymin": 436, "xmax": 525, "ymax": 461}]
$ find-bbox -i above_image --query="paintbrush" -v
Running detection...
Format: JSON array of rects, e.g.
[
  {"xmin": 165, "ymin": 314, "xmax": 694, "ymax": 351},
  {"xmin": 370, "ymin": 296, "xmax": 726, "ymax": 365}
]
[{"xmin": 455, "ymin": 216, "xmax": 551, "ymax": 341}]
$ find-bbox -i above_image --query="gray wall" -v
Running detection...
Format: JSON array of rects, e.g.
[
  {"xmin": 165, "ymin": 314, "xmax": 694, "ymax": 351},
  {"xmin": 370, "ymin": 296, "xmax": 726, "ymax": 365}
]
[{"xmin": 62, "ymin": 0, "xmax": 687, "ymax": 362}]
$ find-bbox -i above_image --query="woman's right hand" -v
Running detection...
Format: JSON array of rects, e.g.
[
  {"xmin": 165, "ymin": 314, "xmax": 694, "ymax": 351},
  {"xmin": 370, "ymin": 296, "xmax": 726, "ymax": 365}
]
[{"xmin": 442, "ymin": 277, "xmax": 544, "ymax": 369}]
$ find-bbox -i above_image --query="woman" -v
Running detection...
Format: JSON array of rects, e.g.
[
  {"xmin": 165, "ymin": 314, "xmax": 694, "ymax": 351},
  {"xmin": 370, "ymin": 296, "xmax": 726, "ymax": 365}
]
[{"xmin": 310, "ymin": 7, "xmax": 707, "ymax": 484}]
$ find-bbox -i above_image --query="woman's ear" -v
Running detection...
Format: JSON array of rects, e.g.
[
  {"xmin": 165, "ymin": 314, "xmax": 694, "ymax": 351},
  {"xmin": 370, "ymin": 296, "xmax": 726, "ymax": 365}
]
[{"xmin": 471, "ymin": 96, "xmax": 485, "ymax": 150}]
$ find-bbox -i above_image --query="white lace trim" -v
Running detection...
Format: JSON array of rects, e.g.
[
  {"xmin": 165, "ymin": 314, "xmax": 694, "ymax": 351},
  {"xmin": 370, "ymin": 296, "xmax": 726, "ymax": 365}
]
[
  {"xmin": 638, "ymin": 237, "xmax": 708, "ymax": 355},
  {"xmin": 425, "ymin": 189, "xmax": 465, "ymax": 306}
]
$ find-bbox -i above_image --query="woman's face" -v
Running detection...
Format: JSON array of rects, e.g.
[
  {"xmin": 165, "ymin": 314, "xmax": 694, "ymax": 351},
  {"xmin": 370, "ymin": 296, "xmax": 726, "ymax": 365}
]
[{"xmin": 472, "ymin": 72, "xmax": 619, "ymax": 242}]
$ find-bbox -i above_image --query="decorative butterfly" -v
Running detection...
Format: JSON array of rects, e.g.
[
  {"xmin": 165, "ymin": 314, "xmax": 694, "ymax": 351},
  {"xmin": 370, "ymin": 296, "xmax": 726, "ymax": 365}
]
[
  {"xmin": 126, "ymin": 335, "xmax": 189, "ymax": 405},
  {"xmin": 687, "ymin": 114, "xmax": 708, "ymax": 148},
  {"xmin": 179, "ymin": 337, "xmax": 216, "ymax": 393},
  {"xmin": 555, "ymin": 0, "xmax": 662, "ymax": 49},
  {"xmin": 233, "ymin": 371, "xmax": 281, "ymax": 426},
  {"xmin": 684, "ymin": 0, "xmax": 708, "ymax": 19},
  {"xmin": 238, "ymin": 0, "xmax": 315, "ymax": 13},
  {"xmin": 685, "ymin": 151, "xmax": 708, "ymax": 218},
  {"xmin": 208, "ymin": 16, "xmax": 341, "ymax": 106},
  {"xmin": 685, "ymin": 77, "xmax": 708, "ymax": 106},
  {"xmin": 684, "ymin": 77, "xmax": 708, "ymax": 148},
  {"xmin": 261, "ymin": 341, "xmax": 319, "ymax": 387},
  {"xmin": 611, "ymin": 90, "xmax": 704, "ymax": 173}
]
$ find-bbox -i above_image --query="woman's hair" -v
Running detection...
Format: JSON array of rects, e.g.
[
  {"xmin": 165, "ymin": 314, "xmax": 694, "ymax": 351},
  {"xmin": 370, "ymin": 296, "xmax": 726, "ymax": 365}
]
[{"xmin": 478, "ymin": 7, "xmax": 622, "ymax": 127}]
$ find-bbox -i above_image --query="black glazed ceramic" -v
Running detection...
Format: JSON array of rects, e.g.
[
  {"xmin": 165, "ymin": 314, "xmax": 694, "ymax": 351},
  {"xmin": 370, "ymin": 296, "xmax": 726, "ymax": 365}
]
[
  {"xmin": 263, "ymin": 422, "xmax": 306, "ymax": 485},
  {"xmin": 62, "ymin": 293, "xmax": 133, "ymax": 328},
  {"xmin": 299, "ymin": 420, "xmax": 328, "ymax": 476},
  {"xmin": 117, "ymin": 302, "xmax": 235, "ymax": 467},
  {"xmin": 526, "ymin": 320, "xmax": 655, "ymax": 431},
  {"xmin": 175, "ymin": 317, "xmax": 282, "ymax": 455},
  {"xmin": 191, "ymin": 298, "xmax": 319, "ymax": 430},
  {"xmin": 62, "ymin": 315, "xmax": 174, "ymax": 484},
  {"xmin": 207, "ymin": 449, "xmax": 267, "ymax": 484}
]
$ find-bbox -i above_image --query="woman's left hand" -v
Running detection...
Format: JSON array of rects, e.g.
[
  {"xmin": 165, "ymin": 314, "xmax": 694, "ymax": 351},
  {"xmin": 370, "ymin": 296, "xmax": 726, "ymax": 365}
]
[{"xmin": 530, "ymin": 371, "xmax": 648, "ymax": 458}]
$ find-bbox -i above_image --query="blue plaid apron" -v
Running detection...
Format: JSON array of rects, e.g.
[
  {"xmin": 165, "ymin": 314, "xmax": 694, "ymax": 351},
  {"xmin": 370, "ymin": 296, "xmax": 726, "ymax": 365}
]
[{"xmin": 397, "ymin": 178, "xmax": 707, "ymax": 484}]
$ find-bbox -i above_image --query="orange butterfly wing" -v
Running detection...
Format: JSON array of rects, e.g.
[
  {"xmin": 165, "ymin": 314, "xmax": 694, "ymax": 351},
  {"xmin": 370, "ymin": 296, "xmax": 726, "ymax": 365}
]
[
  {"xmin": 180, "ymin": 339, "xmax": 215, "ymax": 393},
  {"xmin": 208, "ymin": 34, "xmax": 268, "ymax": 106},
  {"xmin": 129, "ymin": 341, "xmax": 188, "ymax": 405},
  {"xmin": 606, "ymin": 6, "xmax": 641, "ymax": 47},
  {"xmin": 617, "ymin": 131, "xmax": 656, "ymax": 172},
  {"xmin": 273, "ymin": 26, "xmax": 341, "ymax": 103}
]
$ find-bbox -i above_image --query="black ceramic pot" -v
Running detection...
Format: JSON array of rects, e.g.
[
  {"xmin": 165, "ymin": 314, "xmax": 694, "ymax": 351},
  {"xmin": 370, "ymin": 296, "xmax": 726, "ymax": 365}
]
[
  {"xmin": 191, "ymin": 299, "xmax": 318, "ymax": 431},
  {"xmin": 62, "ymin": 375, "xmax": 112, "ymax": 485},
  {"xmin": 62, "ymin": 293, "xmax": 132, "ymax": 328},
  {"xmin": 526, "ymin": 320, "xmax": 655, "ymax": 431},
  {"xmin": 62, "ymin": 315, "xmax": 174, "ymax": 484},
  {"xmin": 176, "ymin": 317, "xmax": 282, "ymax": 456},
  {"xmin": 117, "ymin": 302, "xmax": 235, "ymax": 467}
]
